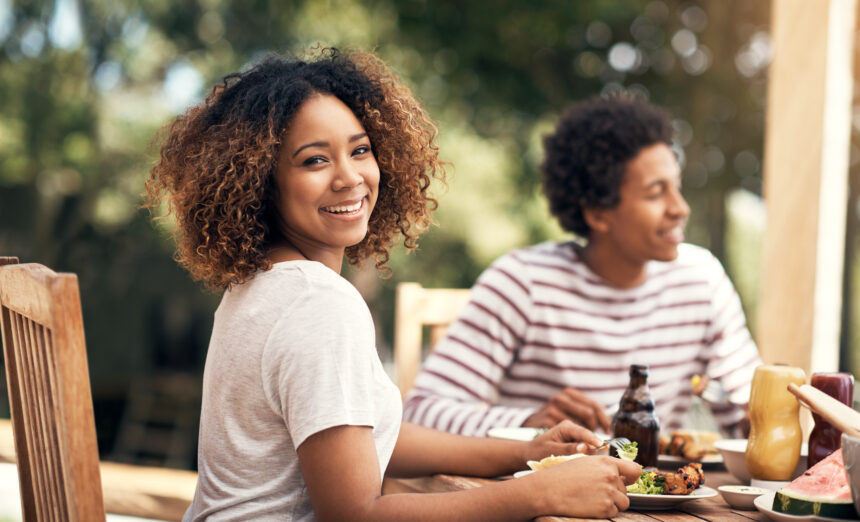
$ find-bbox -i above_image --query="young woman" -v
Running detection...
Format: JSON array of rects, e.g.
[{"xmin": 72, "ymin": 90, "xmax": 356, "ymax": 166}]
[{"xmin": 146, "ymin": 48, "xmax": 640, "ymax": 521}]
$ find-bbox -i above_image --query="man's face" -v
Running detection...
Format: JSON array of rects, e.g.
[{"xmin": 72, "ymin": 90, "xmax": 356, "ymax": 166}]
[{"xmin": 591, "ymin": 143, "xmax": 690, "ymax": 265}]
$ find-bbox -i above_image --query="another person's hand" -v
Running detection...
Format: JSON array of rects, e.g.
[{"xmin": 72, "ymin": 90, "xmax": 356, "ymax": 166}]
[
  {"xmin": 524, "ymin": 455, "xmax": 641, "ymax": 518},
  {"xmin": 522, "ymin": 387, "xmax": 612, "ymax": 433},
  {"xmin": 691, "ymin": 374, "xmax": 709, "ymax": 396}
]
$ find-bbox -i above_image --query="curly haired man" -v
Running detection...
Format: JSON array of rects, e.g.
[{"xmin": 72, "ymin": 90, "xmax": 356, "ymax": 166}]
[{"xmin": 404, "ymin": 95, "xmax": 761, "ymax": 439}]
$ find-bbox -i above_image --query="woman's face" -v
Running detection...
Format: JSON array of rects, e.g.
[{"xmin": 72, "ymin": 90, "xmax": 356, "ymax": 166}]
[{"xmin": 274, "ymin": 94, "xmax": 380, "ymax": 262}]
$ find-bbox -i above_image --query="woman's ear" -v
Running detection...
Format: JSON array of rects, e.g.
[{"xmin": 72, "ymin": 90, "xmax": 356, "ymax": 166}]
[{"xmin": 583, "ymin": 207, "xmax": 610, "ymax": 234}]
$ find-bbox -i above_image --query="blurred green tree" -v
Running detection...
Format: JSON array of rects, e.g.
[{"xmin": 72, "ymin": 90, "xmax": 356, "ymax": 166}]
[{"xmin": 0, "ymin": 0, "xmax": 771, "ymax": 464}]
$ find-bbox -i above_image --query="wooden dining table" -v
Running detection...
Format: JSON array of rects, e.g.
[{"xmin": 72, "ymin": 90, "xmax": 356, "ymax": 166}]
[{"xmin": 382, "ymin": 465, "xmax": 769, "ymax": 521}]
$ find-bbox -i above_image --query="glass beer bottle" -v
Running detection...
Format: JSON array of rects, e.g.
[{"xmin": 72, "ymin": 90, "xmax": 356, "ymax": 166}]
[
  {"xmin": 611, "ymin": 364, "xmax": 660, "ymax": 467},
  {"xmin": 808, "ymin": 372, "xmax": 854, "ymax": 468}
]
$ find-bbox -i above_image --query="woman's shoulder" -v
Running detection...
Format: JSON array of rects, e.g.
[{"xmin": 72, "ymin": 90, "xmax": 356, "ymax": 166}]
[{"xmin": 222, "ymin": 261, "xmax": 362, "ymax": 313}]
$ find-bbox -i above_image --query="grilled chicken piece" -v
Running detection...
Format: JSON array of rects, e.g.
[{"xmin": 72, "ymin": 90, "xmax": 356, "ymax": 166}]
[
  {"xmin": 661, "ymin": 462, "xmax": 705, "ymax": 495},
  {"xmin": 661, "ymin": 433, "xmax": 709, "ymax": 460}
]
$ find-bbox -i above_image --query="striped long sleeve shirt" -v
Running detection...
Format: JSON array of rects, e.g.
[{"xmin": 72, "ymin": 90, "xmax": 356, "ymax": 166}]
[{"xmin": 403, "ymin": 241, "xmax": 761, "ymax": 437}]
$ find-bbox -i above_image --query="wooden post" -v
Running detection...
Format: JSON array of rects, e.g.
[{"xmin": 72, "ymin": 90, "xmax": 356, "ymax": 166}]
[{"xmin": 757, "ymin": 0, "xmax": 856, "ymax": 373}]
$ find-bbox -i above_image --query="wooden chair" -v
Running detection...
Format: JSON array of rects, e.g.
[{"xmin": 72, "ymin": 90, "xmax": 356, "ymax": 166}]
[
  {"xmin": 393, "ymin": 282, "xmax": 471, "ymax": 396},
  {"xmin": 0, "ymin": 257, "xmax": 106, "ymax": 521}
]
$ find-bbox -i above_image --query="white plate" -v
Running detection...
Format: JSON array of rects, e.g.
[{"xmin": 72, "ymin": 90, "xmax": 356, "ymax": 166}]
[
  {"xmin": 753, "ymin": 491, "xmax": 857, "ymax": 522},
  {"xmin": 628, "ymin": 486, "xmax": 718, "ymax": 510},
  {"xmin": 658, "ymin": 453, "xmax": 723, "ymax": 465},
  {"xmin": 487, "ymin": 427, "xmax": 544, "ymax": 441},
  {"xmin": 514, "ymin": 471, "xmax": 717, "ymax": 511}
]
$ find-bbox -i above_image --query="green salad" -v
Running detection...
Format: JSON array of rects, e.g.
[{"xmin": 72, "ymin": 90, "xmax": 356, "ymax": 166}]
[
  {"xmin": 626, "ymin": 470, "xmax": 666, "ymax": 495},
  {"xmin": 616, "ymin": 441, "xmax": 638, "ymax": 461}
]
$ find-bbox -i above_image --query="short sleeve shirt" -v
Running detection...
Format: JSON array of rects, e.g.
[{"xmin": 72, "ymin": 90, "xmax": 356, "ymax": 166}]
[{"xmin": 184, "ymin": 261, "xmax": 402, "ymax": 521}]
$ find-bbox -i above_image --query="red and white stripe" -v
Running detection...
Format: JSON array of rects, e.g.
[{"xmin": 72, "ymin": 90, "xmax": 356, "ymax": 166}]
[{"xmin": 403, "ymin": 241, "xmax": 761, "ymax": 437}]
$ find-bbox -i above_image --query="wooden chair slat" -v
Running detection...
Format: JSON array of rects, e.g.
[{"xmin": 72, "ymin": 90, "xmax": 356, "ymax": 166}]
[
  {"xmin": 2, "ymin": 305, "xmax": 37, "ymax": 518},
  {"xmin": 25, "ymin": 315, "xmax": 57, "ymax": 522},
  {"xmin": 35, "ymin": 321, "xmax": 69, "ymax": 520},
  {"xmin": 42, "ymin": 324, "xmax": 71, "ymax": 519},
  {"xmin": 12, "ymin": 312, "xmax": 49, "ymax": 521}
]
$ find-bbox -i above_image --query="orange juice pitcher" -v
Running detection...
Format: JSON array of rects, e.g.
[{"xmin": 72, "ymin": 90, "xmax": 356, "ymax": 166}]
[{"xmin": 745, "ymin": 364, "xmax": 807, "ymax": 480}]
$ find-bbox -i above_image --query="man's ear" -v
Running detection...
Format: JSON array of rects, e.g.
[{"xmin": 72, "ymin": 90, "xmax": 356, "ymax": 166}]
[{"xmin": 583, "ymin": 207, "xmax": 610, "ymax": 234}]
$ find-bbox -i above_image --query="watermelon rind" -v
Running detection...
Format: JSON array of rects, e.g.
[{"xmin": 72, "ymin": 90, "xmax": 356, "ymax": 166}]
[{"xmin": 773, "ymin": 491, "xmax": 858, "ymax": 519}]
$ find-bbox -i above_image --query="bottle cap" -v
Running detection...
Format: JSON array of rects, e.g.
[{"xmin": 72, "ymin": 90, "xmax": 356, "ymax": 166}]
[{"xmin": 630, "ymin": 364, "xmax": 649, "ymax": 376}]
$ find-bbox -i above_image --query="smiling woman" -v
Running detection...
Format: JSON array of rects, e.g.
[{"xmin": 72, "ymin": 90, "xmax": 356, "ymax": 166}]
[{"xmin": 144, "ymin": 48, "xmax": 641, "ymax": 522}]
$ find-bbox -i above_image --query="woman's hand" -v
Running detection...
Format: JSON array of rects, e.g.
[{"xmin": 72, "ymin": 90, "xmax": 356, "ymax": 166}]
[
  {"xmin": 525, "ymin": 455, "xmax": 642, "ymax": 518},
  {"xmin": 522, "ymin": 419, "xmax": 605, "ymax": 464}
]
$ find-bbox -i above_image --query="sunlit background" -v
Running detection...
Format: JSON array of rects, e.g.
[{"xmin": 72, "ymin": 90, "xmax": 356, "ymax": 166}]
[{"xmin": 4, "ymin": 0, "xmax": 859, "ymax": 472}]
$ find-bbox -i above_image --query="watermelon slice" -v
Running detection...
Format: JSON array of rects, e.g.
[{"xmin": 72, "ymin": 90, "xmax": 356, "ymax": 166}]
[{"xmin": 772, "ymin": 449, "xmax": 858, "ymax": 519}]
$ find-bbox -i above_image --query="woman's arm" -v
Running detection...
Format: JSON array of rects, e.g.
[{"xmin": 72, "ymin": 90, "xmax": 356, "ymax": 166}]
[
  {"xmin": 297, "ymin": 422, "xmax": 640, "ymax": 522},
  {"xmin": 386, "ymin": 420, "xmax": 602, "ymax": 477}
]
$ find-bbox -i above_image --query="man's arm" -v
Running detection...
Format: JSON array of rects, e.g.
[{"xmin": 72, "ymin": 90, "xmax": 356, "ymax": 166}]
[
  {"xmin": 403, "ymin": 250, "xmax": 612, "ymax": 435},
  {"xmin": 403, "ymin": 253, "xmax": 536, "ymax": 436}
]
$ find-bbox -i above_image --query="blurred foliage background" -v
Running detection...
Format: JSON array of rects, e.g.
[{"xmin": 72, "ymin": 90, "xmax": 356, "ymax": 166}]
[{"xmin": 3, "ymin": 0, "xmax": 858, "ymax": 470}]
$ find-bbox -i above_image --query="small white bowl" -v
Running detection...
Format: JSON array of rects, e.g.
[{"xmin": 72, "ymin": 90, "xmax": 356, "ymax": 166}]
[
  {"xmin": 749, "ymin": 478, "xmax": 790, "ymax": 491},
  {"xmin": 714, "ymin": 439, "xmax": 752, "ymax": 483},
  {"xmin": 714, "ymin": 438, "xmax": 808, "ymax": 484},
  {"xmin": 718, "ymin": 485, "xmax": 768, "ymax": 509}
]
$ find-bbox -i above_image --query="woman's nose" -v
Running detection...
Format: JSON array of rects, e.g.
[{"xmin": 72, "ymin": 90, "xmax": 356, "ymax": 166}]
[{"xmin": 332, "ymin": 160, "xmax": 363, "ymax": 190}]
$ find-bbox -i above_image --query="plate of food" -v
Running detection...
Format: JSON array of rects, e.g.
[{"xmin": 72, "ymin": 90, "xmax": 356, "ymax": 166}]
[
  {"xmin": 629, "ymin": 486, "xmax": 718, "ymax": 510},
  {"xmin": 627, "ymin": 462, "xmax": 716, "ymax": 510},
  {"xmin": 658, "ymin": 453, "xmax": 723, "ymax": 465},
  {"xmin": 658, "ymin": 429, "xmax": 723, "ymax": 466},
  {"xmin": 513, "ymin": 453, "xmax": 589, "ymax": 477}
]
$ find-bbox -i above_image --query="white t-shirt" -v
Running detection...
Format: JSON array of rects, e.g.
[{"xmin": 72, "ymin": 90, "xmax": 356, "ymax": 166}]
[{"xmin": 184, "ymin": 261, "xmax": 402, "ymax": 521}]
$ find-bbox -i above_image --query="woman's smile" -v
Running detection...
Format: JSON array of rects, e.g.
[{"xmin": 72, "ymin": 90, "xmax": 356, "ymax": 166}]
[{"xmin": 320, "ymin": 196, "xmax": 368, "ymax": 218}]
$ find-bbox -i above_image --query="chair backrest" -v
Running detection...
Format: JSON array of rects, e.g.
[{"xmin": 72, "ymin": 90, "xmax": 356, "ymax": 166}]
[
  {"xmin": 393, "ymin": 282, "xmax": 471, "ymax": 396},
  {"xmin": 0, "ymin": 258, "xmax": 106, "ymax": 521}
]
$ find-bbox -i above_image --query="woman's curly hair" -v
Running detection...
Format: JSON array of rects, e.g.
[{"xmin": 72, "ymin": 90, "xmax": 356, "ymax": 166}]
[
  {"xmin": 540, "ymin": 94, "xmax": 673, "ymax": 237},
  {"xmin": 145, "ymin": 48, "xmax": 444, "ymax": 290}
]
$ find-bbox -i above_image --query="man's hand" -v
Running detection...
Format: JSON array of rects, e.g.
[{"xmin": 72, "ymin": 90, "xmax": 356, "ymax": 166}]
[{"xmin": 522, "ymin": 387, "xmax": 611, "ymax": 433}]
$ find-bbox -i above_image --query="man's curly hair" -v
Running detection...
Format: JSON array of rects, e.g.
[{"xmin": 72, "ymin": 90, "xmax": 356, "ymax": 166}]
[
  {"xmin": 146, "ymin": 48, "xmax": 444, "ymax": 290},
  {"xmin": 540, "ymin": 94, "xmax": 674, "ymax": 237}
]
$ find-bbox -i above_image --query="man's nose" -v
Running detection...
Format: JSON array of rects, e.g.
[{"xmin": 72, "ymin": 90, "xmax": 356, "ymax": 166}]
[{"xmin": 669, "ymin": 188, "xmax": 690, "ymax": 218}]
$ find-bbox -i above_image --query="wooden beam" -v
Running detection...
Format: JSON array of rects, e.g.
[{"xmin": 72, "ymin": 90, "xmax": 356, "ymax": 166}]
[{"xmin": 757, "ymin": 0, "xmax": 856, "ymax": 373}]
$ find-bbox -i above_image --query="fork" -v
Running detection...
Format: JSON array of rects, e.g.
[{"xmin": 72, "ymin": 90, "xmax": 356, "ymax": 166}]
[{"xmin": 595, "ymin": 436, "xmax": 631, "ymax": 452}]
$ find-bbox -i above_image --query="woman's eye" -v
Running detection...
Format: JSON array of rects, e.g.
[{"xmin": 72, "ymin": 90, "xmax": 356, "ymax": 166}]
[
  {"xmin": 353, "ymin": 145, "xmax": 371, "ymax": 156},
  {"xmin": 302, "ymin": 156, "xmax": 326, "ymax": 166}
]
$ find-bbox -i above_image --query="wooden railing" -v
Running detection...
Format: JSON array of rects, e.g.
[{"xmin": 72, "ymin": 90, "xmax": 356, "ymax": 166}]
[{"xmin": 0, "ymin": 419, "xmax": 197, "ymax": 521}]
